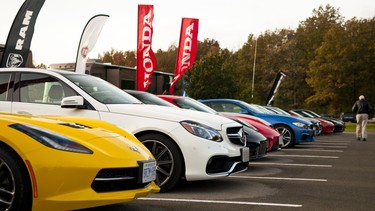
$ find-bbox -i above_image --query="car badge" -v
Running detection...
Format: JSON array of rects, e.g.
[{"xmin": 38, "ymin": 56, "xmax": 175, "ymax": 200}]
[
  {"xmin": 129, "ymin": 146, "xmax": 140, "ymax": 153},
  {"xmin": 238, "ymin": 128, "xmax": 247, "ymax": 144}
]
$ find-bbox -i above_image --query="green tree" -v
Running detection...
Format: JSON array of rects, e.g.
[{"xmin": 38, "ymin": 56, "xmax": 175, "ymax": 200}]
[
  {"xmin": 294, "ymin": 4, "xmax": 344, "ymax": 110},
  {"xmin": 307, "ymin": 17, "xmax": 375, "ymax": 114},
  {"xmin": 99, "ymin": 49, "xmax": 136, "ymax": 67},
  {"xmin": 232, "ymin": 30, "xmax": 297, "ymax": 108},
  {"xmin": 154, "ymin": 44, "xmax": 177, "ymax": 73},
  {"xmin": 185, "ymin": 50, "xmax": 237, "ymax": 99}
]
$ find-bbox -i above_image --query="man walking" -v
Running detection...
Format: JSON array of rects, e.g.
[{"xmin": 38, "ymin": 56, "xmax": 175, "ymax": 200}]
[{"xmin": 352, "ymin": 95, "xmax": 372, "ymax": 141}]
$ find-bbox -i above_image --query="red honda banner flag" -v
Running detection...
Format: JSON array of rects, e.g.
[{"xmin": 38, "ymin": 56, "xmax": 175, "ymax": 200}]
[
  {"xmin": 136, "ymin": 5, "xmax": 157, "ymax": 91},
  {"xmin": 1, "ymin": 0, "xmax": 45, "ymax": 68},
  {"xmin": 75, "ymin": 14, "xmax": 109, "ymax": 74},
  {"xmin": 169, "ymin": 18, "xmax": 199, "ymax": 94}
]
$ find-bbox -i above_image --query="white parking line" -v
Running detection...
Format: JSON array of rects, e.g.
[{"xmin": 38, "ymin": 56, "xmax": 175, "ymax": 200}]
[
  {"xmin": 251, "ymin": 162, "xmax": 332, "ymax": 167},
  {"xmin": 268, "ymin": 154, "xmax": 339, "ymax": 159},
  {"xmin": 312, "ymin": 140, "xmax": 350, "ymax": 143},
  {"xmin": 303, "ymin": 142, "xmax": 349, "ymax": 145},
  {"xmin": 230, "ymin": 175, "xmax": 327, "ymax": 182},
  {"xmin": 297, "ymin": 145, "xmax": 348, "ymax": 148},
  {"xmin": 138, "ymin": 198, "xmax": 302, "ymax": 208},
  {"xmin": 282, "ymin": 149, "xmax": 343, "ymax": 152}
]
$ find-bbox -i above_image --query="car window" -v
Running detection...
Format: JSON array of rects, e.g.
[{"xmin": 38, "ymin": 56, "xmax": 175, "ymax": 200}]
[
  {"xmin": 243, "ymin": 103, "xmax": 268, "ymax": 114},
  {"xmin": 211, "ymin": 102, "xmax": 243, "ymax": 113},
  {"xmin": 63, "ymin": 74, "xmax": 141, "ymax": 104},
  {"xmin": 0, "ymin": 73, "xmax": 12, "ymax": 101},
  {"xmin": 17, "ymin": 73, "xmax": 77, "ymax": 105},
  {"xmin": 174, "ymin": 98, "xmax": 217, "ymax": 114},
  {"xmin": 129, "ymin": 92, "xmax": 174, "ymax": 107}
]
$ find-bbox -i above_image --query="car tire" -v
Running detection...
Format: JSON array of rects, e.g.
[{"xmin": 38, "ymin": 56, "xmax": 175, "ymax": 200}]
[
  {"xmin": 0, "ymin": 146, "xmax": 32, "ymax": 211},
  {"xmin": 274, "ymin": 124, "xmax": 295, "ymax": 148},
  {"xmin": 137, "ymin": 133, "xmax": 183, "ymax": 192}
]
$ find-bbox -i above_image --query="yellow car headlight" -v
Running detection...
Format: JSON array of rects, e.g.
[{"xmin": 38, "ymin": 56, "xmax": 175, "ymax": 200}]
[{"xmin": 9, "ymin": 123, "xmax": 93, "ymax": 154}]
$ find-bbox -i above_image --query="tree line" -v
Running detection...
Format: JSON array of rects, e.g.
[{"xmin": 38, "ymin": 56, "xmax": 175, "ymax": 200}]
[{"xmin": 99, "ymin": 5, "xmax": 375, "ymax": 117}]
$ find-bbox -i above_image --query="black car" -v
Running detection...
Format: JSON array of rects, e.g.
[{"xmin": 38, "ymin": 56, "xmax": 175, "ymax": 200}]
[
  {"xmin": 292, "ymin": 109, "xmax": 345, "ymax": 132},
  {"xmin": 340, "ymin": 112, "xmax": 356, "ymax": 123}
]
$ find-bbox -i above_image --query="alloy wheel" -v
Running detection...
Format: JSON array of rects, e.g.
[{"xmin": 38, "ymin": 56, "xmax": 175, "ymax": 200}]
[
  {"xmin": 275, "ymin": 126, "xmax": 293, "ymax": 148},
  {"xmin": 0, "ymin": 158, "xmax": 16, "ymax": 211},
  {"xmin": 141, "ymin": 139, "xmax": 175, "ymax": 187}
]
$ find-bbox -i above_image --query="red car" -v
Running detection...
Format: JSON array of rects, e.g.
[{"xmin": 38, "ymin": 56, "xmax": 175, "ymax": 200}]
[
  {"xmin": 289, "ymin": 110, "xmax": 334, "ymax": 134},
  {"xmin": 158, "ymin": 95, "xmax": 282, "ymax": 152}
]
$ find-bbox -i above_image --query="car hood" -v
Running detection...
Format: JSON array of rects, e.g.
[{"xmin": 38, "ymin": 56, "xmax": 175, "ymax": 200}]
[
  {"xmin": 2, "ymin": 113, "xmax": 154, "ymax": 159},
  {"xmin": 255, "ymin": 113, "xmax": 311, "ymax": 125},
  {"xmin": 321, "ymin": 117, "xmax": 345, "ymax": 125},
  {"xmin": 106, "ymin": 104, "xmax": 238, "ymax": 130},
  {"xmin": 219, "ymin": 112, "xmax": 272, "ymax": 126}
]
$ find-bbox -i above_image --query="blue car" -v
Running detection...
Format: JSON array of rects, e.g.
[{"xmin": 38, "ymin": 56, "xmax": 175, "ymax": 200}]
[{"xmin": 199, "ymin": 99, "xmax": 315, "ymax": 148}]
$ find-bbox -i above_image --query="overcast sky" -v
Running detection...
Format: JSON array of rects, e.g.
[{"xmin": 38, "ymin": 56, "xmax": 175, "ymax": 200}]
[{"xmin": 1, "ymin": 0, "xmax": 374, "ymax": 65}]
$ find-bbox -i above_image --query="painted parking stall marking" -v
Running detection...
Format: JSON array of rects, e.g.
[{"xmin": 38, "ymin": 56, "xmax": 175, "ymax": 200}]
[
  {"xmin": 296, "ymin": 145, "xmax": 348, "ymax": 149},
  {"xmin": 250, "ymin": 162, "xmax": 332, "ymax": 168},
  {"xmin": 268, "ymin": 154, "xmax": 339, "ymax": 159},
  {"xmin": 230, "ymin": 175, "xmax": 327, "ymax": 182},
  {"xmin": 138, "ymin": 198, "xmax": 303, "ymax": 208},
  {"xmin": 282, "ymin": 148, "xmax": 344, "ymax": 152}
]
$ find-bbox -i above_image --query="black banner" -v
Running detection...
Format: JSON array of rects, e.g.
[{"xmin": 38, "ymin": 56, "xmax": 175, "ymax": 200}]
[
  {"xmin": 1, "ymin": 0, "xmax": 45, "ymax": 68},
  {"xmin": 266, "ymin": 71, "xmax": 286, "ymax": 106}
]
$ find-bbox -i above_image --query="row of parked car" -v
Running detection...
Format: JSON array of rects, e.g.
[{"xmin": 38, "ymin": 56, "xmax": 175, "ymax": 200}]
[
  {"xmin": 0, "ymin": 68, "xmax": 249, "ymax": 210},
  {"xmin": 0, "ymin": 67, "xmax": 345, "ymax": 210},
  {"xmin": 128, "ymin": 90, "xmax": 346, "ymax": 139}
]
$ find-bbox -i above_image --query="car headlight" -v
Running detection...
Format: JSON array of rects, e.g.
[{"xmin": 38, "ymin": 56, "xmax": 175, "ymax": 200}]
[
  {"xmin": 292, "ymin": 122, "xmax": 309, "ymax": 129},
  {"xmin": 9, "ymin": 123, "xmax": 93, "ymax": 154},
  {"xmin": 180, "ymin": 121, "xmax": 223, "ymax": 142}
]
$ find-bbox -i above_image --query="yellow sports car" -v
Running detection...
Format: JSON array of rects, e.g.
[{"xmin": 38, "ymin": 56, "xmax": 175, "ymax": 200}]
[{"xmin": 0, "ymin": 113, "xmax": 159, "ymax": 211}]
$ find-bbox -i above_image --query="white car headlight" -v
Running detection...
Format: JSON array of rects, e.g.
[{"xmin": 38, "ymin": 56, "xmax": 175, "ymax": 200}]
[
  {"xmin": 180, "ymin": 121, "xmax": 223, "ymax": 142},
  {"xmin": 10, "ymin": 123, "xmax": 93, "ymax": 154},
  {"xmin": 292, "ymin": 122, "xmax": 309, "ymax": 129}
]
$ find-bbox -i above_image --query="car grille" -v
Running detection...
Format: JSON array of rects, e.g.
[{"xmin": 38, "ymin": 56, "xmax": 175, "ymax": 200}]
[
  {"xmin": 226, "ymin": 126, "xmax": 246, "ymax": 146},
  {"xmin": 91, "ymin": 167, "xmax": 150, "ymax": 192},
  {"xmin": 206, "ymin": 156, "xmax": 248, "ymax": 174},
  {"xmin": 259, "ymin": 140, "xmax": 268, "ymax": 155},
  {"xmin": 248, "ymin": 140, "xmax": 268, "ymax": 160}
]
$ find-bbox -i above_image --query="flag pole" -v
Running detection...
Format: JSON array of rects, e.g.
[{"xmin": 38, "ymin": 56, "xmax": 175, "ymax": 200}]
[{"xmin": 251, "ymin": 37, "xmax": 257, "ymax": 103}]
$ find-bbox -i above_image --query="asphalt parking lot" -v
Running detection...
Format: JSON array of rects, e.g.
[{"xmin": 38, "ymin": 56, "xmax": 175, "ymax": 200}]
[{"xmin": 81, "ymin": 132, "xmax": 375, "ymax": 211}]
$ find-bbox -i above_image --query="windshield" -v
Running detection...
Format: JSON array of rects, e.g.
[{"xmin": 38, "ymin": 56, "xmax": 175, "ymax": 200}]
[
  {"xmin": 290, "ymin": 111, "xmax": 304, "ymax": 118},
  {"xmin": 244, "ymin": 103, "xmax": 274, "ymax": 114},
  {"xmin": 126, "ymin": 90, "xmax": 176, "ymax": 107},
  {"xmin": 174, "ymin": 98, "xmax": 217, "ymax": 114},
  {"xmin": 63, "ymin": 74, "xmax": 142, "ymax": 104},
  {"xmin": 294, "ymin": 110, "xmax": 314, "ymax": 118},
  {"xmin": 304, "ymin": 110, "xmax": 321, "ymax": 117},
  {"xmin": 266, "ymin": 106, "xmax": 291, "ymax": 115}
]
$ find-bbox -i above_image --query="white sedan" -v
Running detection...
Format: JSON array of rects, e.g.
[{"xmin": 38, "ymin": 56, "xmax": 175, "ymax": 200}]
[{"xmin": 0, "ymin": 68, "xmax": 249, "ymax": 192}]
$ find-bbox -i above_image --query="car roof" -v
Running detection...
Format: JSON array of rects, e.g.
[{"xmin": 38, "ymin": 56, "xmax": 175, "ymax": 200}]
[{"xmin": 0, "ymin": 67, "xmax": 82, "ymax": 76}]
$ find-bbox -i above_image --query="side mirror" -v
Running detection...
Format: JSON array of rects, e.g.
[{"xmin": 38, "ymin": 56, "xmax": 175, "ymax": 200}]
[{"xmin": 61, "ymin": 96, "xmax": 85, "ymax": 109}]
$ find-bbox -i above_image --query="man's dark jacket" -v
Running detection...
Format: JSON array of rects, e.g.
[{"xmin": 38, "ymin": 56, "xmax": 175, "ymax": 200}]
[{"xmin": 352, "ymin": 99, "xmax": 372, "ymax": 114}]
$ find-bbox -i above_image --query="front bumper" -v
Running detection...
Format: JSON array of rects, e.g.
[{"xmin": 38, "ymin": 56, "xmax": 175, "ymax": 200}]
[
  {"xmin": 248, "ymin": 140, "xmax": 268, "ymax": 160},
  {"xmin": 169, "ymin": 122, "xmax": 249, "ymax": 181},
  {"xmin": 294, "ymin": 128, "xmax": 315, "ymax": 144}
]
